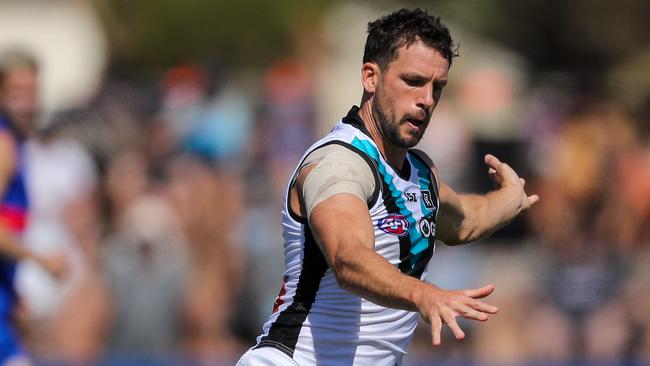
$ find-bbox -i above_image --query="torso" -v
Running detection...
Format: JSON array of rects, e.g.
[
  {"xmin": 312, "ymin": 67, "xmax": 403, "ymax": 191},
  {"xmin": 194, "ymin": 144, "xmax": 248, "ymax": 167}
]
[{"xmin": 255, "ymin": 108, "xmax": 440, "ymax": 366}]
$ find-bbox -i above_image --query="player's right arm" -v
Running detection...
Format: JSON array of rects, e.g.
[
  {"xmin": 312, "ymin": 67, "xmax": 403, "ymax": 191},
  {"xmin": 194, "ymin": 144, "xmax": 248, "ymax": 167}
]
[
  {"xmin": 0, "ymin": 131, "xmax": 66, "ymax": 278},
  {"xmin": 293, "ymin": 151, "xmax": 498, "ymax": 346}
]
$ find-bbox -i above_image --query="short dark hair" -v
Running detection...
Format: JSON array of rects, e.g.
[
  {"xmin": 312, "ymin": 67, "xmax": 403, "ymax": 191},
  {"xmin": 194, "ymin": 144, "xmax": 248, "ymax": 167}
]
[{"xmin": 363, "ymin": 8, "xmax": 457, "ymax": 70}]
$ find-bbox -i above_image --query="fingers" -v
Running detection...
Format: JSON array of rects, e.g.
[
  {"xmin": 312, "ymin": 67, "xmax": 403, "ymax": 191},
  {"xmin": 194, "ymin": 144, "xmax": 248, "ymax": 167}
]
[
  {"xmin": 485, "ymin": 154, "xmax": 540, "ymax": 208},
  {"xmin": 441, "ymin": 311, "xmax": 465, "ymax": 340},
  {"xmin": 431, "ymin": 312, "xmax": 442, "ymax": 346},
  {"xmin": 431, "ymin": 306, "xmax": 485, "ymax": 346},
  {"xmin": 484, "ymin": 154, "xmax": 514, "ymax": 177},
  {"xmin": 463, "ymin": 284, "xmax": 495, "ymax": 299},
  {"xmin": 488, "ymin": 168, "xmax": 499, "ymax": 188},
  {"xmin": 484, "ymin": 154, "xmax": 515, "ymax": 188},
  {"xmin": 468, "ymin": 299, "xmax": 499, "ymax": 314},
  {"xmin": 485, "ymin": 154, "xmax": 523, "ymax": 183},
  {"xmin": 488, "ymin": 168, "xmax": 498, "ymax": 183},
  {"xmin": 424, "ymin": 286, "xmax": 500, "ymax": 347},
  {"xmin": 484, "ymin": 154, "xmax": 501, "ymax": 169},
  {"xmin": 457, "ymin": 304, "xmax": 489, "ymax": 321}
]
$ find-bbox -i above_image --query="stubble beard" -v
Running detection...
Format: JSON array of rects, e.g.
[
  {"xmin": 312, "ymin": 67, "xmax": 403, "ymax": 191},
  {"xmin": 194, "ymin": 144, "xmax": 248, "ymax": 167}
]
[{"xmin": 372, "ymin": 90, "xmax": 426, "ymax": 149}]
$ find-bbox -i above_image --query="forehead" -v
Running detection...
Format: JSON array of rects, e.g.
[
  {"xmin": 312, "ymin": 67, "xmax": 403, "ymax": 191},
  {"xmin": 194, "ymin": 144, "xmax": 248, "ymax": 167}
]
[{"xmin": 387, "ymin": 40, "xmax": 449, "ymax": 77}]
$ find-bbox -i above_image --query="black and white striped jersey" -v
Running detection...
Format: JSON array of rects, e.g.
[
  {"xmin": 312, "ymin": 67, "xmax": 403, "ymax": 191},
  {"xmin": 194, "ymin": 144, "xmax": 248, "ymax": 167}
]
[{"xmin": 255, "ymin": 106, "xmax": 440, "ymax": 366}]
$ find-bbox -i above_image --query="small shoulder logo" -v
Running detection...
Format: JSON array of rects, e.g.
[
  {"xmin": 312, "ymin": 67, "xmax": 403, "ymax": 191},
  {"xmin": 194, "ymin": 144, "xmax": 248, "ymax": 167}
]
[
  {"xmin": 377, "ymin": 214, "xmax": 410, "ymax": 237},
  {"xmin": 419, "ymin": 216, "xmax": 436, "ymax": 238},
  {"xmin": 421, "ymin": 190, "xmax": 435, "ymax": 209},
  {"xmin": 405, "ymin": 192, "xmax": 417, "ymax": 202}
]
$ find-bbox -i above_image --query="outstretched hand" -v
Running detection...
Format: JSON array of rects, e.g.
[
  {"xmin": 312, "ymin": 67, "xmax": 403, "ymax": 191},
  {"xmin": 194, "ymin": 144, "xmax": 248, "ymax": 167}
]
[
  {"xmin": 485, "ymin": 154, "xmax": 539, "ymax": 210},
  {"xmin": 417, "ymin": 284, "xmax": 498, "ymax": 346}
]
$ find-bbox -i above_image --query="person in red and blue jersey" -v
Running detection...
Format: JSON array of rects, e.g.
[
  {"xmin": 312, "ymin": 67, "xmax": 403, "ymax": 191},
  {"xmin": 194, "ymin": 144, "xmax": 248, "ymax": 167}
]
[{"xmin": 0, "ymin": 50, "xmax": 65, "ymax": 365}]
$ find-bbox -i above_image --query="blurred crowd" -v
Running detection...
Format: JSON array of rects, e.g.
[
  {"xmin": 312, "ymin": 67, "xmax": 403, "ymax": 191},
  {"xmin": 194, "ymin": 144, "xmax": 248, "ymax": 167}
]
[
  {"xmin": 2, "ymin": 52, "xmax": 320, "ymax": 365},
  {"xmin": 1, "ymin": 4, "xmax": 649, "ymax": 366},
  {"xmin": 408, "ymin": 91, "xmax": 650, "ymax": 366}
]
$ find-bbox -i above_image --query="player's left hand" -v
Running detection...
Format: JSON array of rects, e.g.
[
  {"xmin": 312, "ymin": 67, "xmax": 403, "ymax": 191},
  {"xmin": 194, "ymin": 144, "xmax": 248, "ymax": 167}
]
[{"xmin": 484, "ymin": 154, "xmax": 539, "ymax": 211}]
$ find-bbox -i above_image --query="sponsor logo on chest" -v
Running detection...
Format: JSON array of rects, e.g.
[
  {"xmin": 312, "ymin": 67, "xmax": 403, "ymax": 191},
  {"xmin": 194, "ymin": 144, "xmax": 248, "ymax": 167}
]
[
  {"xmin": 403, "ymin": 190, "xmax": 436, "ymax": 209},
  {"xmin": 377, "ymin": 214, "xmax": 410, "ymax": 237}
]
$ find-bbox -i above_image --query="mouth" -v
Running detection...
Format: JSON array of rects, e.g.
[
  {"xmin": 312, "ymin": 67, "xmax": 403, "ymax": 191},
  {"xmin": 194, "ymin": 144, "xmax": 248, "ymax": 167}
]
[{"xmin": 404, "ymin": 116, "xmax": 427, "ymax": 130}]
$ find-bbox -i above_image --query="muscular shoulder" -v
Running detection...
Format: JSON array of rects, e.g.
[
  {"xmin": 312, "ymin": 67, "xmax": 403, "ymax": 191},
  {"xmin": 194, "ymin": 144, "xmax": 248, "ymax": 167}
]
[{"xmin": 298, "ymin": 144, "xmax": 378, "ymax": 218}]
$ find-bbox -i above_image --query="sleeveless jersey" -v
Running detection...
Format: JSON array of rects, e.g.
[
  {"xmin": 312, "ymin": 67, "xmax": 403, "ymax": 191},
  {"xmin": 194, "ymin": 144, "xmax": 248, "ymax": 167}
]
[{"xmin": 255, "ymin": 107, "xmax": 440, "ymax": 366}]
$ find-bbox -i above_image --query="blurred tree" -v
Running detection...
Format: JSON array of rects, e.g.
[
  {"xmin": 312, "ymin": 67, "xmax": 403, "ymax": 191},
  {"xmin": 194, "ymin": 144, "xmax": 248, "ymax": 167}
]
[
  {"xmin": 403, "ymin": 0, "xmax": 650, "ymax": 88},
  {"xmin": 92, "ymin": 0, "xmax": 337, "ymax": 73},
  {"xmin": 92, "ymin": 0, "xmax": 650, "ymax": 105}
]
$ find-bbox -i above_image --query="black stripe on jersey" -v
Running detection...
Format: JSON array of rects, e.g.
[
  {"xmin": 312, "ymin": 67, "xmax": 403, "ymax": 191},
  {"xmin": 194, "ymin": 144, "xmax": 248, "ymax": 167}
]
[
  {"xmin": 410, "ymin": 230, "xmax": 435, "ymax": 279},
  {"xmin": 407, "ymin": 152, "xmax": 440, "ymax": 279},
  {"xmin": 286, "ymin": 140, "xmax": 381, "ymax": 224},
  {"xmin": 408, "ymin": 149, "xmax": 440, "ymax": 198},
  {"xmin": 376, "ymin": 169, "xmax": 415, "ymax": 276},
  {"xmin": 256, "ymin": 225, "xmax": 329, "ymax": 358},
  {"xmin": 342, "ymin": 106, "xmax": 372, "ymax": 138},
  {"xmin": 409, "ymin": 179, "xmax": 437, "ymax": 279}
]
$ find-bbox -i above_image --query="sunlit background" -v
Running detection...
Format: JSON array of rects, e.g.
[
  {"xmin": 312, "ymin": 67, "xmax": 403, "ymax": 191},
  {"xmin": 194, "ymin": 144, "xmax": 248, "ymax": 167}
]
[{"xmin": 1, "ymin": 0, "xmax": 649, "ymax": 364}]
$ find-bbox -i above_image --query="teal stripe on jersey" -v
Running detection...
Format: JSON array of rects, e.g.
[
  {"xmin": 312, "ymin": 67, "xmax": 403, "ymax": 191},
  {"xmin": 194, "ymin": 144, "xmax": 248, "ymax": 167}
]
[
  {"xmin": 350, "ymin": 138, "xmax": 428, "ymax": 255},
  {"xmin": 408, "ymin": 155, "xmax": 435, "ymax": 266},
  {"xmin": 409, "ymin": 155, "xmax": 433, "ymax": 214}
]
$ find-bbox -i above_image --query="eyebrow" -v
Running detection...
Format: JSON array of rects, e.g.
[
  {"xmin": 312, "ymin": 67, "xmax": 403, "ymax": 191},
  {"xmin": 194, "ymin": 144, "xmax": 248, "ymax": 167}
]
[
  {"xmin": 402, "ymin": 72, "xmax": 426, "ymax": 80},
  {"xmin": 401, "ymin": 72, "xmax": 448, "ymax": 85}
]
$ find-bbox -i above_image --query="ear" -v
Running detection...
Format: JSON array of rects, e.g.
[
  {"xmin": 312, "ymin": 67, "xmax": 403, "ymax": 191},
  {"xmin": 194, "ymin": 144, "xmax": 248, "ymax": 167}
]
[{"xmin": 361, "ymin": 62, "xmax": 380, "ymax": 94}]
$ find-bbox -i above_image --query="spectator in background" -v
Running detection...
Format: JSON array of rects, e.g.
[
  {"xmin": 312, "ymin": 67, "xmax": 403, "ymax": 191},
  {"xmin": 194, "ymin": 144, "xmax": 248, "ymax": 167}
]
[
  {"xmin": 164, "ymin": 153, "xmax": 245, "ymax": 363},
  {"xmin": 15, "ymin": 117, "xmax": 98, "ymax": 360},
  {"xmin": 161, "ymin": 64, "xmax": 253, "ymax": 166},
  {"xmin": 259, "ymin": 58, "xmax": 315, "ymax": 206},
  {"xmin": 65, "ymin": 75, "xmax": 247, "ymax": 363},
  {"xmin": 101, "ymin": 163, "xmax": 188, "ymax": 362},
  {"xmin": 233, "ymin": 58, "xmax": 317, "ymax": 341},
  {"xmin": 525, "ymin": 99, "xmax": 641, "ymax": 363},
  {"xmin": 0, "ymin": 49, "xmax": 66, "ymax": 365}
]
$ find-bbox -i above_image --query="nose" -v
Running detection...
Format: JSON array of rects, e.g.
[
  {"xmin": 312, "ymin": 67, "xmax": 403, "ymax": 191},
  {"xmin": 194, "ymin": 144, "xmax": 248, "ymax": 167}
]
[{"xmin": 416, "ymin": 84, "xmax": 434, "ymax": 111}]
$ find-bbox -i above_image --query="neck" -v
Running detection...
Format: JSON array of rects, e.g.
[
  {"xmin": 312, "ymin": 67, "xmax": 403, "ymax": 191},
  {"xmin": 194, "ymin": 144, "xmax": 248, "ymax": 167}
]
[{"xmin": 358, "ymin": 99, "xmax": 407, "ymax": 171}]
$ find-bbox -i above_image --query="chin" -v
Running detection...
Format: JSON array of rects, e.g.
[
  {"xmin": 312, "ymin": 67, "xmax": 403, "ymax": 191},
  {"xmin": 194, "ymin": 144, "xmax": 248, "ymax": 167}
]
[
  {"xmin": 396, "ymin": 138, "xmax": 420, "ymax": 149},
  {"xmin": 403, "ymin": 134, "xmax": 424, "ymax": 148}
]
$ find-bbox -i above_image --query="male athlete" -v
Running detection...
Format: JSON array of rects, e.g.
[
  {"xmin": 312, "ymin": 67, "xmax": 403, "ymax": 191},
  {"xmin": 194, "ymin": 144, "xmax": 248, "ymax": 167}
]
[
  {"xmin": 0, "ymin": 50, "xmax": 64, "ymax": 365},
  {"xmin": 238, "ymin": 8, "xmax": 538, "ymax": 366}
]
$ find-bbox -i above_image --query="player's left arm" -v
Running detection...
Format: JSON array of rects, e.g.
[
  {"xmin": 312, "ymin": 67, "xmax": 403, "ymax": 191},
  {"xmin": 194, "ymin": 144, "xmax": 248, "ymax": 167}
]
[{"xmin": 436, "ymin": 154, "xmax": 539, "ymax": 245}]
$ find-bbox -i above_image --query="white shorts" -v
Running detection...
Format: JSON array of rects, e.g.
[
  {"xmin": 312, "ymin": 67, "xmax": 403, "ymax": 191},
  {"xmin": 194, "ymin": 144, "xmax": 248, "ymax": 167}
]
[{"xmin": 236, "ymin": 346, "xmax": 301, "ymax": 366}]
